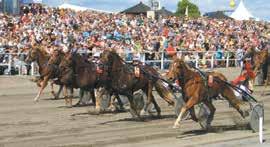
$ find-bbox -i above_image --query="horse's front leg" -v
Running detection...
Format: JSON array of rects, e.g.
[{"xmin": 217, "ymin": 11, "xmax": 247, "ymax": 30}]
[
  {"xmin": 173, "ymin": 97, "xmax": 197, "ymax": 128},
  {"xmin": 262, "ymin": 77, "xmax": 268, "ymax": 96},
  {"xmin": 50, "ymin": 81, "xmax": 57, "ymax": 99},
  {"xmin": 55, "ymin": 85, "xmax": 63, "ymax": 99},
  {"xmin": 34, "ymin": 76, "xmax": 49, "ymax": 102},
  {"xmin": 127, "ymin": 94, "xmax": 141, "ymax": 119},
  {"xmin": 90, "ymin": 89, "xmax": 96, "ymax": 106},
  {"xmin": 63, "ymin": 85, "xmax": 68, "ymax": 106},
  {"xmin": 68, "ymin": 88, "xmax": 73, "ymax": 107}
]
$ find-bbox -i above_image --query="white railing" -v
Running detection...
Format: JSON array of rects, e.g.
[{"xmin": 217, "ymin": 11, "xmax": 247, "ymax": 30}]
[
  {"xmin": 0, "ymin": 53, "xmax": 39, "ymax": 76},
  {"xmin": 0, "ymin": 50, "xmax": 244, "ymax": 76}
]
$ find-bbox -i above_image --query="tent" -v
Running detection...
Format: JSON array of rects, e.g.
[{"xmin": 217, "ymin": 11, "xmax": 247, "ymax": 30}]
[
  {"xmin": 230, "ymin": 0, "xmax": 254, "ymax": 20},
  {"xmin": 58, "ymin": 3, "xmax": 112, "ymax": 13},
  {"xmin": 58, "ymin": 3, "xmax": 88, "ymax": 11}
]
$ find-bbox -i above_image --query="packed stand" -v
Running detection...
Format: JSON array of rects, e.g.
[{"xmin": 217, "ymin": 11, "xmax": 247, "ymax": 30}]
[{"xmin": 0, "ymin": 4, "xmax": 270, "ymax": 75}]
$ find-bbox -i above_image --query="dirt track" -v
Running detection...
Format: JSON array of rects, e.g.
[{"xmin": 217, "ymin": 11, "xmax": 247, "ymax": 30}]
[{"xmin": 0, "ymin": 67, "xmax": 270, "ymax": 147}]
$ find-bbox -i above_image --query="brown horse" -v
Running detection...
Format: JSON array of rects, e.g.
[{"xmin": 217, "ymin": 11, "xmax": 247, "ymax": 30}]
[
  {"xmin": 47, "ymin": 50, "xmax": 74, "ymax": 106},
  {"xmin": 252, "ymin": 49, "xmax": 270, "ymax": 95},
  {"xmin": 167, "ymin": 58, "xmax": 248, "ymax": 129},
  {"xmin": 25, "ymin": 47, "xmax": 63, "ymax": 101},
  {"xmin": 57, "ymin": 52, "xmax": 97, "ymax": 107},
  {"xmin": 99, "ymin": 50, "xmax": 175, "ymax": 118}
]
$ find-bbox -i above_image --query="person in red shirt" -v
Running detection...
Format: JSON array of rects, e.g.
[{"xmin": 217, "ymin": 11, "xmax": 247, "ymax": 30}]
[
  {"xmin": 232, "ymin": 59, "xmax": 256, "ymax": 91},
  {"xmin": 166, "ymin": 42, "xmax": 176, "ymax": 57}
]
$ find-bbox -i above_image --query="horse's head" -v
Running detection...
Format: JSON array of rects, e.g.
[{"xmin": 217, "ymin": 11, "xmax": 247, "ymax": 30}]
[
  {"xmin": 253, "ymin": 50, "xmax": 268, "ymax": 74},
  {"xmin": 25, "ymin": 48, "xmax": 38, "ymax": 63},
  {"xmin": 100, "ymin": 50, "xmax": 112, "ymax": 64},
  {"xmin": 99, "ymin": 50, "xmax": 119, "ymax": 68},
  {"xmin": 167, "ymin": 58, "xmax": 186, "ymax": 82},
  {"xmin": 48, "ymin": 50, "xmax": 63, "ymax": 65},
  {"xmin": 59, "ymin": 52, "xmax": 73, "ymax": 71}
]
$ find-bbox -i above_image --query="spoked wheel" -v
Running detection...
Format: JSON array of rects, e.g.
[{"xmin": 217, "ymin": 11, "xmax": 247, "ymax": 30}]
[
  {"xmin": 198, "ymin": 104, "xmax": 212, "ymax": 130},
  {"xmin": 249, "ymin": 103, "xmax": 264, "ymax": 132},
  {"xmin": 174, "ymin": 96, "xmax": 190, "ymax": 120}
]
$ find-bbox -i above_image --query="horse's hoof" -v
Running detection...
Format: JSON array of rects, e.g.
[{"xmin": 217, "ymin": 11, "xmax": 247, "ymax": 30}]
[
  {"xmin": 173, "ymin": 123, "xmax": 181, "ymax": 129},
  {"xmin": 108, "ymin": 106, "xmax": 117, "ymax": 112},
  {"xmin": 73, "ymin": 103, "xmax": 82, "ymax": 107},
  {"xmin": 140, "ymin": 110, "xmax": 147, "ymax": 116},
  {"xmin": 34, "ymin": 98, "xmax": 39, "ymax": 102}
]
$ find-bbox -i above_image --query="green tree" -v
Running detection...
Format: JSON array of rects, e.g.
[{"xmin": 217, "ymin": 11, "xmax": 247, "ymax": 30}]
[{"xmin": 175, "ymin": 0, "xmax": 201, "ymax": 18}]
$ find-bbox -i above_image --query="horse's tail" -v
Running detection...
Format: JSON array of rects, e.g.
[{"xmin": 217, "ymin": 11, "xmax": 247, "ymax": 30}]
[{"xmin": 154, "ymin": 79, "xmax": 175, "ymax": 106}]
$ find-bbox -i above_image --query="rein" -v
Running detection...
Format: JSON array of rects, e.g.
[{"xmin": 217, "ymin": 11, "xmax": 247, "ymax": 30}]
[{"xmin": 189, "ymin": 62, "xmax": 257, "ymax": 103}]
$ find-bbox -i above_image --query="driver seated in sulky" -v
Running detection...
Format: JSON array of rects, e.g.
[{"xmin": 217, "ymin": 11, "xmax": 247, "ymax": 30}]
[{"xmin": 231, "ymin": 59, "xmax": 255, "ymax": 93}]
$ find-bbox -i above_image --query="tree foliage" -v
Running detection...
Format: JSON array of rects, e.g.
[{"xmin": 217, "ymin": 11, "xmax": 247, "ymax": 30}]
[{"xmin": 175, "ymin": 0, "xmax": 201, "ymax": 18}]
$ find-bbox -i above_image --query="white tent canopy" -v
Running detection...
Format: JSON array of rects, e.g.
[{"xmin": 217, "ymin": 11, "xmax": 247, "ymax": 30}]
[
  {"xmin": 59, "ymin": 3, "xmax": 88, "ymax": 11},
  {"xmin": 58, "ymin": 3, "xmax": 113, "ymax": 13},
  {"xmin": 230, "ymin": 0, "xmax": 253, "ymax": 20}
]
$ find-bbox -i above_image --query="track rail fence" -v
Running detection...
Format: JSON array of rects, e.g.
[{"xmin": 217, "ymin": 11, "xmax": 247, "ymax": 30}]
[{"xmin": 0, "ymin": 50, "xmax": 245, "ymax": 76}]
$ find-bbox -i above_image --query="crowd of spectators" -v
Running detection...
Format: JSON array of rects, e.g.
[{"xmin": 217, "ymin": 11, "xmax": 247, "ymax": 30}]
[{"xmin": 0, "ymin": 3, "xmax": 270, "ymax": 74}]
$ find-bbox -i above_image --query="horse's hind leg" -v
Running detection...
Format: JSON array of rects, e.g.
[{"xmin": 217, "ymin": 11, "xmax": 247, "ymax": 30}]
[
  {"xmin": 127, "ymin": 95, "xmax": 141, "ymax": 119},
  {"xmin": 203, "ymin": 101, "xmax": 216, "ymax": 129},
  {"xmin": 173, "ymin": 97, "xmax": 198, "ymax": 128},
  {"xmin": 221, "ymin": 86, "xmax": 248, "ymax": 118},
  {"xmin": 151, "ymin": 95, "xmax": 161, "ymax": 117},
  {"xmin": 50, "ymin": 82, "xmax": 56, "ymax": 98},
  {"xmin": 55, "ymin": 85, "xmax": 63, "ymax": 99},
  {"xmin": 140, "ymin": 83, "xmax": 155, "ymax": 116}
]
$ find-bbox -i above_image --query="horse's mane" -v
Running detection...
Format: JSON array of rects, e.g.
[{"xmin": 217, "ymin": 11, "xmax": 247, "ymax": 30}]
[
  {"xmin": 110, "ymin": 51, "xmax": 124, "ymax": 63},
  {"xmin": 35, "ymin": 46, "xmax": 49, "ymax": 56},
  {"xmin": 174, "ymin": 58, "xmax": 194, "ymax": 71}
]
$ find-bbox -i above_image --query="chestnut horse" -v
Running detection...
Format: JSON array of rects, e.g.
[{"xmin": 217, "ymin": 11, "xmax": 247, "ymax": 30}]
[
  {"xmin": 244, "ymin": 48, "xmax": 270, "ymax": 95},
  {"xmin": 25, "ymin": 47, "xmax": 63, "ymax": 101},
  {"xmin": 47, "ymin": 50, "xmax": 74, "ymax": 106},
  {"xmin": 167, "ymin": 58, "xmax": 248, "ymax": 129},
  {"xmin": 99, "ymin": 50, "xmax": 175, "ymax": 118},
  {"xmin": 252, "ymin": 50, "xmax": 270, "ymax": 95}
]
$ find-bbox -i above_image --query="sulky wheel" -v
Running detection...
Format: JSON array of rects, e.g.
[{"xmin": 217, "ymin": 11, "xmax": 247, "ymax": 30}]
[
  {"xmin": 249, "ymin": 103, "xmax": 264, "ymax": 132},
  {"xmin": 198, "ymin": 103, "xmax": 212, "ymax": 130},
  {"xmin": 174, "ymin": 96, "xmax": 190, "ymax": 120}
]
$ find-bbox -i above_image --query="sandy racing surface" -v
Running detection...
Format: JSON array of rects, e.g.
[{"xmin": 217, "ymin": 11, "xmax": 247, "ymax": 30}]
[{"xmin": 0, "ymin": 68, "xmax": 270, "ymax": 147}]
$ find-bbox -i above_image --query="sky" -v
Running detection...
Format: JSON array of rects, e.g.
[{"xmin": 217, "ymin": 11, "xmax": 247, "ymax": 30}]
[{"xmin": 41, "ymin": 0, "xmax": 270, "ymax": 21}]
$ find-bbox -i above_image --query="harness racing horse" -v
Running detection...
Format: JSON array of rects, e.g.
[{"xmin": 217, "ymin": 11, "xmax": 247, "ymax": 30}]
[
  {"xmin": 99, "ymin": 50, "xmax": 175, "ymax": 118},
  {"xmin": 167, "ymin": 58, "xmax": 249, "ymax": 129},
  {"xmin": 252, "ymin": 50, "xmax": 270, "ymax": 95},
  {"xmin": 25, "ymin": 47, "xmax": 63, "ymax": 100},
  {"xmin": 244, "ymin": 48, "xmax": 270, "ymax": 95},
  {"xmin": 47, "ymin": 50, "xmax": 74, "ymax": 106},
  {"xmin": 58, "ymin": 52, "xmax": 124, "ymax": 110}
]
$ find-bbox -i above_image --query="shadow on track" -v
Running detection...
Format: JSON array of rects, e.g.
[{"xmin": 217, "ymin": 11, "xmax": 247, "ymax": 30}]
[
  {"xmin": 177, "ymin": 123, "xmax": 250, "ymax": 139},
  {"xmin": 97, "ymin": 114, "xmax": 176, "ymax": 125}
]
